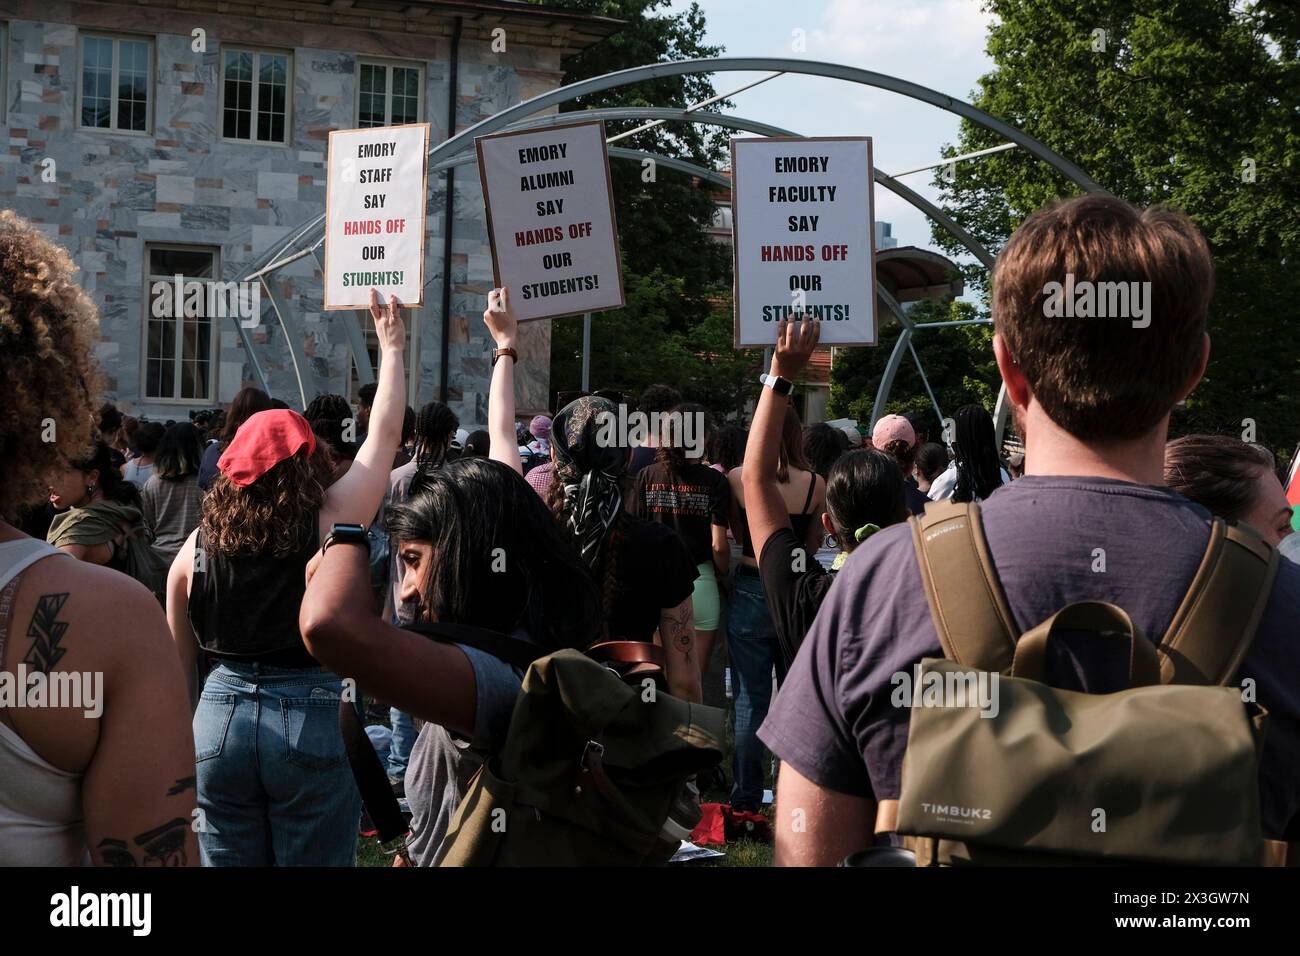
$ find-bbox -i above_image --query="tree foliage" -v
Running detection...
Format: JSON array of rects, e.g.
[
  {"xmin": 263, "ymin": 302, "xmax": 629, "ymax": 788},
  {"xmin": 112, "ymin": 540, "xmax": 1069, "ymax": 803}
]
[
  {"xmin": 828, "ymin": 298, "xmax": 1001, "ymax": 432},
  {"xmin": 932, "ymin": 0, "xmax": 1300, "ymax": 455},
  {"xmin": 530, "ymin": 0, "xmax": 736, "ymax": 406}
]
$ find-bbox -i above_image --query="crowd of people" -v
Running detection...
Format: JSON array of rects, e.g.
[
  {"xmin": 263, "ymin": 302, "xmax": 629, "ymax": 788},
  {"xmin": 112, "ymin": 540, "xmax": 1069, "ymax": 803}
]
[{"xmin": 2, "ymin": 192, "xmax": 1299, "ymax": 867}]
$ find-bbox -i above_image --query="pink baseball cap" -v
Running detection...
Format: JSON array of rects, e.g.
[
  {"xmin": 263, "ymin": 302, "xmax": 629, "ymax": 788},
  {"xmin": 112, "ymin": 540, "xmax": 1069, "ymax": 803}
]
[{"xmin": 871, "ymin": 414, "xmax": 916, "ymax": 450}]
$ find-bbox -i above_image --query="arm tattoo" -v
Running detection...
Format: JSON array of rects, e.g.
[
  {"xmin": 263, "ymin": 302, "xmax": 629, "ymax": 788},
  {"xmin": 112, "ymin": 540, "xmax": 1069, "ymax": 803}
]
[
  {"xmin": 23, "ymin": 593, "xmax": 70, "ymax": 674},
  {"xmin": 97, "ymin": 818, "xmax": 190, "ymax": 867}
]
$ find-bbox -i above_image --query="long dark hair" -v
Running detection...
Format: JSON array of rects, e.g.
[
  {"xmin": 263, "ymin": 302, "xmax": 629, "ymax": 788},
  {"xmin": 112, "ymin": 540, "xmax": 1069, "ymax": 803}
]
[
  {"xmin": 221, "ymin": 386, "xmax": 273, "ymax": 444},
  {"xmin": 71, "ymin": 441, "xmax": 141, "ymax": 508},
  {"xmin": 803, "ymin": 422, "xmax": 848, "ymax": 480},
  {"xmin": 776, "ymin": 404, "xmax": 812, "ymax": 483},
  {"xmin": 155, "ymin": 422, "xmax": 204, "ymax": 480},
  {"xmin": 709, "ymin": 423, "xmax": 747, "ymax": 473},
  {"xmin": 411, "ymin": 401, "xmax": 459, "ymax": 492},
  {"xmin": 951, "ymin": 404, "xmax": 1004, "ymax": 503},
  {"xmin": 916, "ymin": 442, "xmax": 950, "ymax": 484},
  {"xmin": 387, "ymin": 457, "xmax": 599, "ymax": 651},
  {"xmin": 824, "ymin": 449, "xmax": 907, "ymax": 553}
]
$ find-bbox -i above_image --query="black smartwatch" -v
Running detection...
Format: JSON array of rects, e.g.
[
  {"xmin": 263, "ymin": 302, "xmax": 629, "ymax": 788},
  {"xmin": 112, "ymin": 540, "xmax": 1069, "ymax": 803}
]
[
  {"xmin": 758, "ymin": 372, "xmax": 794, "ymax": 397},
  {"xmin": 322, "ymin": 523, "xmax": 370, "ymax": 554}
]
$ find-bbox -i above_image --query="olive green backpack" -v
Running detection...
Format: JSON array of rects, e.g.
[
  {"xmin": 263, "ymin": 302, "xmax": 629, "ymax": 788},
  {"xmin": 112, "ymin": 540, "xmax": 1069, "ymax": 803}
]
[
  {"xmin": 436, "ymin": 649, "xmax": 726, "ymax": 867},
  {"xmin": 890, "ymin": 500, "xmax": 1285, "ymax": 866}
]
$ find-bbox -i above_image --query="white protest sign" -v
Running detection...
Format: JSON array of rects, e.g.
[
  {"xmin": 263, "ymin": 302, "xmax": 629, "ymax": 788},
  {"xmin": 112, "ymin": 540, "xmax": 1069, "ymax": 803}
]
[
  {"xmin": 324, "ymin": 123, "xmax": 430, "ymax": 309},
  {"xmin": 731, "ymin": 136, "xmax": 876, "ymax": 347},
  {"xmin": 475, "ymin": 120, "xmax": 624, "ymax": 322}
]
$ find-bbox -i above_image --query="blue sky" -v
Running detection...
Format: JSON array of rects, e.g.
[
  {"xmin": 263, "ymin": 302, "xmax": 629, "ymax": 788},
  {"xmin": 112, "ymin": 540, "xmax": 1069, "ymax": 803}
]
[{"xmin": 669, "ymin": 0, "xmax": 997, "ymax": 257}]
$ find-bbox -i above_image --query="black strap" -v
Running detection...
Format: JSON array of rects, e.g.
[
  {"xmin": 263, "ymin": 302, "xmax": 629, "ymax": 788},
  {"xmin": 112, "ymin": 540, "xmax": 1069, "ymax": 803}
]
[
  {"xmin": 339, "ymin": 697, "xmax": 408, "ymax": 846},
  {"xmin": 801, "ymin": 470, "xmax": 817, "ymax": 513}
]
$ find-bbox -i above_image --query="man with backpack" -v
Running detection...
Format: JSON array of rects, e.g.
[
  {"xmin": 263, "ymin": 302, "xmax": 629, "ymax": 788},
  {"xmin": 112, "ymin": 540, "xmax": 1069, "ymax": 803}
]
[{"xmin": 761, "ymin": 195, "xmax": 1300, "ymax": 865}]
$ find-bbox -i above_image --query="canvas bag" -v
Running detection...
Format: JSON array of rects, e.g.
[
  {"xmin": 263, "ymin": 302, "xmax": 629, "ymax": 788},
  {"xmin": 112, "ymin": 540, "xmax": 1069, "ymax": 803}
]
[
  {"xmin": 437, "ymin": 648, "xmax": 725, "ymax": 866},
  {"xmin": 892, "ymin": 500, "xmax": 1280, "ymax": 866}
]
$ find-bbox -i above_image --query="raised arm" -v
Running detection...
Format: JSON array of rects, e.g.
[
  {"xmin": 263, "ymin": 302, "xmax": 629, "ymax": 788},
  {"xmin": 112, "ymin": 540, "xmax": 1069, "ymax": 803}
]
[
  {"xmin": 483, "ymin": 286, "xmax": 523, "ymax": 476},
  {"xmin": 742, "ymin": 316, "xmax": 821, "ymax": 565},
  {"xmin": 320, "ymin": 288, "xmax": 407, "ymax": 534}
]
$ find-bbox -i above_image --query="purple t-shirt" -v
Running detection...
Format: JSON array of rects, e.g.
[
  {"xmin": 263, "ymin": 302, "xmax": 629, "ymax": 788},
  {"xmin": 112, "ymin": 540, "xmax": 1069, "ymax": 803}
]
[{"xmin": 759, "ymin": 475, "xmax": 1300, "ymax": 838}]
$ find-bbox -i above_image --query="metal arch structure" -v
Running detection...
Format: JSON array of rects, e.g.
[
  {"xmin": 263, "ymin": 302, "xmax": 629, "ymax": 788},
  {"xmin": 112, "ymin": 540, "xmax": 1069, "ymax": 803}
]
[{"xmin": 245, "ymin": 57, "xmax": 1106, "ymax": 438}]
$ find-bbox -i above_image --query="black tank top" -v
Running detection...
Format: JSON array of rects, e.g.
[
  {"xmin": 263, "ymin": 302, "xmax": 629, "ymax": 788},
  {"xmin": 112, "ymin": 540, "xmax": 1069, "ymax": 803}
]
[
  {"xmin": 187, "ymin": 516, "xmax": 320, "ymax": 667},
  {"xmin": 739, "ymin": 471, "xmax": 818, "ymax": 560}
]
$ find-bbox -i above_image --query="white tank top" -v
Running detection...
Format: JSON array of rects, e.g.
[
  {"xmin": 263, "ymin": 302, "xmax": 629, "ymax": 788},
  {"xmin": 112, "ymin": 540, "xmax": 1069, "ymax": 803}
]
[{"xmin": 0, "ymin": 538, "xmax": 89, "ymax": 866}]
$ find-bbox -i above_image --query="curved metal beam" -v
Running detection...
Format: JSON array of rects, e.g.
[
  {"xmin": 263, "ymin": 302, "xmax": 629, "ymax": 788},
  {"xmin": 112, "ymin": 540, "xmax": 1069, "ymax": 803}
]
[
  {"xmin": 427, "ymin": 111, "xmax": 996, "ymax": 271},
  {"xmin": 245, "ymin": 56, "xmax": 1103, "ymax": 280},
  {"xmin": 495, "ymin": 106, "xmax": 794, "ymax": 139},
  {"xmin": 419, "ymin": 58, "xmax": 1102, "ymax": 190}
]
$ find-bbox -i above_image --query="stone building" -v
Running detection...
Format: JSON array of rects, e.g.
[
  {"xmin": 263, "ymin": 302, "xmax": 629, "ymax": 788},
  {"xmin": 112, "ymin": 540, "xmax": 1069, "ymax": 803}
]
[{"xmin": 0, "ymin": 0, "xmax": 621, "ymax": 423}]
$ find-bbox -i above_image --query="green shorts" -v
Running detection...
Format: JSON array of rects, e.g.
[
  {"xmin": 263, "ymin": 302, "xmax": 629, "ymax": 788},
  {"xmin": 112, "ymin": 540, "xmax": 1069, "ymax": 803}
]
[{"xmin": 691, "ymin": 562, "xmax": 721, "ymax": 631}]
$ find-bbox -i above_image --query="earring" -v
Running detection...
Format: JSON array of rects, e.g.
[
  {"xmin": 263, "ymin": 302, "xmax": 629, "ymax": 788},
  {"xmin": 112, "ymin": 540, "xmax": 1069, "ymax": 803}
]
[
  {"xmin": 86, "ymin": 485, "xmax": 95, "ymax": 494},
  {"xmin": 823, "ymin": 532, "xmax": 838, "ymax": 550}
]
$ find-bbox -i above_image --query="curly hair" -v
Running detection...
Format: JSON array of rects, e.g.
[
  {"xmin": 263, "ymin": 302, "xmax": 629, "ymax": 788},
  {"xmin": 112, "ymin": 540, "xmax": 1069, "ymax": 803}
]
[
  {"xmin": 0, "ymin": 210, "xmax": 102, "ymax": 518},
  {"xmin": 200, "ymin": 447, "xmax": 333, "ymax": 557}
]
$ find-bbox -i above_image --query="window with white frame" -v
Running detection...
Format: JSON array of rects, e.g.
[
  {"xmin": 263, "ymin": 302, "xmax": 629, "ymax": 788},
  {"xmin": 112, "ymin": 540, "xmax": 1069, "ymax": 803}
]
[
  {"xmin": 356, "ymin": 59, "xmax": 423, "ymax": 128},
  {"xmin": 79, "ymin": 34, "xmax": 152, "ymax": 132},
  {"xmin": 144, "ymin": 246, "xmax": 220, "ymax": 403},
  {"xmin": 221, "ymin": 48, "xmax": 291, "ymax": 144}
]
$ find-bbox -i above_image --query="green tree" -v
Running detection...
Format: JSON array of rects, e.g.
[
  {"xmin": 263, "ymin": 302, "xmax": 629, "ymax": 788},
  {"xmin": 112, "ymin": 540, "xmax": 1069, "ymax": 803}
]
[
  {"xmin": 828, "ymin": 298, "xmax": 1001, "ymax": 433},
  {"xmin": 531, "ymin": 0, "xmax": 735, "ymax": 404},
  {"xmin": 932, "ymin": 0, "xmax": 1300, "ymax": 456}
]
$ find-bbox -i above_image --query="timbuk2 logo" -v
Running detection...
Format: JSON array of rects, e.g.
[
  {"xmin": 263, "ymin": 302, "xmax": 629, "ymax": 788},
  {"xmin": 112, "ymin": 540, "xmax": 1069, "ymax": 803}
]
[{"xmin": 921, "ymin": 803, "xmax": 992, "ymax": 821}]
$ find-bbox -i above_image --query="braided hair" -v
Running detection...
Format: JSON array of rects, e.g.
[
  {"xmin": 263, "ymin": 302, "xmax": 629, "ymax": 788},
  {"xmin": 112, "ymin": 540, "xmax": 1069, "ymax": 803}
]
[
  {"xmin": 950, "ymin": 404, "xmax": 1004, "ymax": 503},
  {"xmin": 410, "ymin": 401, "xmax": 459, "ymax": 493}
]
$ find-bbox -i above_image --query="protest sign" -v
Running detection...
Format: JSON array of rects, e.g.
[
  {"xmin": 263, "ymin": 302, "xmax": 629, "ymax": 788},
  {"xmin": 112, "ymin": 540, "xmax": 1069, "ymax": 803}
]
[
  {"xmin": 731, "ymin": 136, "xmax": 876, "ymax": 347},
  {"xmin": 475, "ymin": 120, "xmax": 624, "ymax": 322},
  {"xmin": 324, "ymin": 123, "xmax": 430, "ymax": 310}
]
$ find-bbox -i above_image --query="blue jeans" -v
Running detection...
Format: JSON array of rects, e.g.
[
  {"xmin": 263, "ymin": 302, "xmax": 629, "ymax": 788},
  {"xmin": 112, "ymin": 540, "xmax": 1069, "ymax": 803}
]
[
  {"xmin": 726, "ymin": 571, "xmax": 778, "ymax": 811},
  {"xmin": 193, "ymin": 661, "xmax": 362, "ymax": 866},
  {"xmin": 388, "ymin": 707, "xmax": 417, "ymax": 779}
]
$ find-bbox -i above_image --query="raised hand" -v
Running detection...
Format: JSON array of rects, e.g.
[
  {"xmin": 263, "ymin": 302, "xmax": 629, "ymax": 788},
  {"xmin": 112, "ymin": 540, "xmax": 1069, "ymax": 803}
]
[
  {"xmin": 483, "ymin": 286, "xmax": 518, "ymax": 350},
  {"xmin": 772, "ymin": 315, "xmax": 821, "ymax": 380},
  {"xmin": 369, "ymin": 288, "xmax": 406, "ymax": 355}
]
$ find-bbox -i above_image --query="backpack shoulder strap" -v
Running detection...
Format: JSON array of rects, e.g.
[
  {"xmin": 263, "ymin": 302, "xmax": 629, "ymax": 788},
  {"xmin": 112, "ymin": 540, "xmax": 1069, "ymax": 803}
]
[
  {"xmin": 1157, "ymin": 518, "xmax": 1279, "ymax": 686},
  {"xmin": 402, "ymin": 620, "xmax": 545, "ymax": 673},
  {"xmin": 909, "ymin": 499, "xmax": 1019, "ymax": 672}
]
